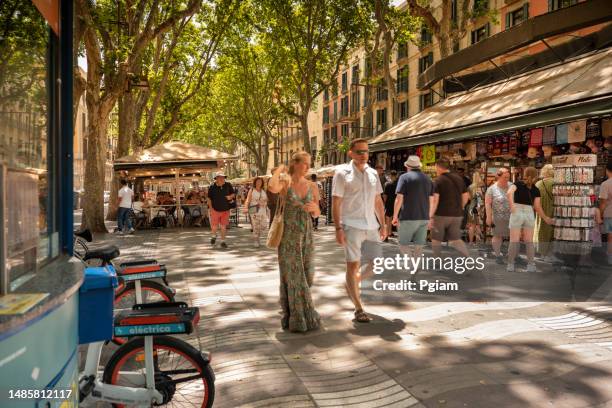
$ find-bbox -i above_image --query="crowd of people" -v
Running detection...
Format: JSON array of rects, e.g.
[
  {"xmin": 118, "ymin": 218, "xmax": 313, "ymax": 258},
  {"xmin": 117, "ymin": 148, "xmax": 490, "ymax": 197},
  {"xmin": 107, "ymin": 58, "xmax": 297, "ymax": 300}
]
[{"xmin": 114, "ymin": 139, "xmax": 612, "ymax": 335}]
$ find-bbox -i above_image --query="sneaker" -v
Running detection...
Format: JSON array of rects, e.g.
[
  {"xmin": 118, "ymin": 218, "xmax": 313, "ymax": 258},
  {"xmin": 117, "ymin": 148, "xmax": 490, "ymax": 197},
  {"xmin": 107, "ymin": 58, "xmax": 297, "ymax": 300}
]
[
  {"xmin": 495, "ymin": 255, "xmax": 504, "ymax": 265},
  {"xmin": 220, "ymin": 242, "xmax": 228, "ymax": 249},
  {"xmin": 526, "ymin": 263, "xmax": 537, "ymax": 273},
  {"xmin": 128, "ymin": 228, "xmax": 135, "ymax": 234},
  {"xmin": 506, "ymin": 263, "xmax": 515, "ymax": 272},
  {"xmin": 210, "ymin": 236, "xmax": 216, "ymax": 245}
]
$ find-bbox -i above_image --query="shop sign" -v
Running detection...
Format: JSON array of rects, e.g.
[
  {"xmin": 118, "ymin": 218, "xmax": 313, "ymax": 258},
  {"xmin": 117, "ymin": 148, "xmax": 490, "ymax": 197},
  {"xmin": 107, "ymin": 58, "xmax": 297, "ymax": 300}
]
[
  {"xmin": 552, "ymin": 154, "xmax": 597, "ymax": 167},
  {"xmin": 422, "ymin": 145, "xmax": 436, "ymax": 165}
]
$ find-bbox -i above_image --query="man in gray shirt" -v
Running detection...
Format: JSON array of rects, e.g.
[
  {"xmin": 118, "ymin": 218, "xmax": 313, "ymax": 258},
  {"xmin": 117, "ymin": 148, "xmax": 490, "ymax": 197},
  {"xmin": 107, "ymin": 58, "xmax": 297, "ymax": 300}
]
[{"xmin": 392, "ymin": 156, "xmax": 434, "ymax": 260}]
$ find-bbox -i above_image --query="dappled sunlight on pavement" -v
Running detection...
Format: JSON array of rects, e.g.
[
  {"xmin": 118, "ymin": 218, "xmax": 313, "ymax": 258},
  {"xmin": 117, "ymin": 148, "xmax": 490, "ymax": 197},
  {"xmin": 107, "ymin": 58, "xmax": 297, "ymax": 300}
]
[{"xmin": 93, "ymin": 224, "xmax": 612, "ymax": 407}]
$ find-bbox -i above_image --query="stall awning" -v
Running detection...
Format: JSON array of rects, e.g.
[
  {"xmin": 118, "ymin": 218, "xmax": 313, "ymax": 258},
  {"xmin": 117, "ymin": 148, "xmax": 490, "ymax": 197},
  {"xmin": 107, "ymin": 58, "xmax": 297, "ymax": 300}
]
[
  {"xmin": 114, "ymin": 141, "xmax": 237, "ymax": 177},
  {"xmin": 369, "ymin": 48, "xmax": 612, "ymax": 152}
]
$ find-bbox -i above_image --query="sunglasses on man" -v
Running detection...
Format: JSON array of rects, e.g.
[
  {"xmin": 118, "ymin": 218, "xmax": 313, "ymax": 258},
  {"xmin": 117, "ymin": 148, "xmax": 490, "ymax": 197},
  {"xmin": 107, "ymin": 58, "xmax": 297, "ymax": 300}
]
[{"xmin": 354, "ymin": 149, "xmax": 369, "ymax": 155}]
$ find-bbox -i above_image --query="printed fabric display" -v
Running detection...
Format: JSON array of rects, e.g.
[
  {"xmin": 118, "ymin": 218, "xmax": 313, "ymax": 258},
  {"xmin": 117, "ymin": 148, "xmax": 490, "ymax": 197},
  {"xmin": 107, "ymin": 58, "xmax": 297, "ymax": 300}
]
[
  {"xmin": 529, "ymin": 128, "xmax": 543, "ymax": 147},
  {"xmin": 568, "ymin": 120, "xmax": 586, "ymax": 143},
  {"xmin": 543, "ymin": 126, "xmax": 556, "ymax": 145},
  {"xmin": 556, "ymin": 123, "xmax": 569, "ymax": 144}
]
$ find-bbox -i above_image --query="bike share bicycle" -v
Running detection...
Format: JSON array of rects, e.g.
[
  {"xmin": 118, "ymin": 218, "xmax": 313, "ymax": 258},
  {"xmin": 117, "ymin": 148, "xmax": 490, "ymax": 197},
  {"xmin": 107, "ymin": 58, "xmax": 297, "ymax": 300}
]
[{"xmin": 76, "ymin": 232, "xmax": 215, "ymax": 407}]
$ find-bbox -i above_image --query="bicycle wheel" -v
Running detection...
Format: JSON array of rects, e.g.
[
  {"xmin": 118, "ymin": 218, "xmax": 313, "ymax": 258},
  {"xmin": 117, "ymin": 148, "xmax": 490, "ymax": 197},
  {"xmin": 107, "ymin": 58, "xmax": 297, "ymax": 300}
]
[
  {"xmin": 113, "ymin": 281, "xmax": 175, "ymax": 345},
  {"xmin": 102, "ymin": 336, "xmax": 214, "ymax": 408}
]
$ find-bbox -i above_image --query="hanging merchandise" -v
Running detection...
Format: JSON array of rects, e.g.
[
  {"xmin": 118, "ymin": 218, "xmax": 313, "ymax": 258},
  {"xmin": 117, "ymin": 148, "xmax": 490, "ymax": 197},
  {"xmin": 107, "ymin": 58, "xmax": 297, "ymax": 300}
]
[
  {"xmin": 509, "ymin": 132, "xmax": 519, "ymax": 154},
  {"xmin": 501, "ymin": 134, "xmax": 510, "ymax": 155},
  {"xmin": 602, "ymin": 118, "xmax": 612, "ymax": 137},
  {"xmin": 529, "ymin": 128, "xmax": 543, "ymax": 147},
  {"xmin": 568, "ymin": 120, "xmax": 586, "ymax": 143},
  {"xmin": 543, "ymin": 126, "xmax": 556, "ymax": 145},
  {"xmin": 542, "ymin": 145, "xmax": 553, "ymax": 158},
  {"xmin": 586, "ymin": 119, "xmax": 601, "ymax": 138},
  {"xmin": 556, "ymin": 123, "xmax": 569, "ymax": 144},
  {"xmin": 422, "ymin": 145, "xmax": 436, "ymax": 165}
]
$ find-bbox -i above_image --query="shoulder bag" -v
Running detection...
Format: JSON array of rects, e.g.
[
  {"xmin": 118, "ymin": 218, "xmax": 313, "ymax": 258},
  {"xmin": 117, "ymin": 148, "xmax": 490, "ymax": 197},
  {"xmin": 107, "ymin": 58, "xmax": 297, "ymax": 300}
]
[{"xmin": 266, "ymin": 192, "xmax": 286, "ymax": 249}]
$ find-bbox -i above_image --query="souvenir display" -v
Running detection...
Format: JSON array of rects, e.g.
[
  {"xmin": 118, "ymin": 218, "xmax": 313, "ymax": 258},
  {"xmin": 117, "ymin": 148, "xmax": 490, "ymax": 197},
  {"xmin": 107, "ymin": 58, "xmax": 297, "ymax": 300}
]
[{"xmin": 552, "ymin": 154, "xmax": 597, "ymax": 255}]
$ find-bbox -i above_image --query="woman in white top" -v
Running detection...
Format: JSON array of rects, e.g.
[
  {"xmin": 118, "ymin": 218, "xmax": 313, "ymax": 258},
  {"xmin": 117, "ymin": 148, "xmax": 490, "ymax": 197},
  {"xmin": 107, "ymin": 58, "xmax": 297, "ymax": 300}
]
[{"xmin": 244, "ymin": 177, "xmax": 269, "ymax": 247}]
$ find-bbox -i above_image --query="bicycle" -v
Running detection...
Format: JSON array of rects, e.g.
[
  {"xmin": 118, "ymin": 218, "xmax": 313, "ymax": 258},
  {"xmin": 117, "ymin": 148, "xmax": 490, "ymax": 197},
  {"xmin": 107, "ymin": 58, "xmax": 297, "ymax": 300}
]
[
  {"xmin": 79, "ymin": 295, "xmax": 215, "ymax": 407},
  {"xmin": 74, "ymin": 229, "xmax": 176, "ymax": 308}
]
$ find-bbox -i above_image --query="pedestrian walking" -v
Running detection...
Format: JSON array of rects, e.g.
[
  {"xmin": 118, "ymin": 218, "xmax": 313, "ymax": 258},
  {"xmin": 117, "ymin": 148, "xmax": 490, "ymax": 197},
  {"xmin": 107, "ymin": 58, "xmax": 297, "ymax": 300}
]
[
  {"xmin": 598, "ymin": 162, "xmax": 612, "ymax": 264},
  {"xmin": 466, "ymin": 172, "xmax": 485, "ymax": 243},
  {"xmin": 207, "ymin": 172, "xmax": 235, "ymax": 249},
  {"xmin": 534, "ymin": 164, "xmax": 555, "ymax": 260},
  {"xmin": 506, "ymin": 167, "xmax": 553, "ymax": 272},
  {"xmin": 429, "ymin": 158, "xmax": 470, "ymax": 258},
  {"xmin": 243, "ymin": 177, "xmax": 268, "ymax": 247},
  {"xmin": 485, "ymin": 168, "xmax": 512, "ymax": 263},
  {"xmin": 332, "ymin": 139, "xmax": 387, "ymax": 323},
  {"xmin": 117, "ymin": 179, "xmax": 135, "ymax": 235},
  {"xmin": 310, "ymin": 174, "xmax": 322, "ymax": 230},
  {"xmin": 383, "ymin": 170, "xmax": 398, "ymax": 241},
  {"xmin": 392, "ymin": 156, "xmax": 434, "ymax": 262},
  {"xmin": 268, "ymin": 152, "xmax": 321, "ymax": 332}
]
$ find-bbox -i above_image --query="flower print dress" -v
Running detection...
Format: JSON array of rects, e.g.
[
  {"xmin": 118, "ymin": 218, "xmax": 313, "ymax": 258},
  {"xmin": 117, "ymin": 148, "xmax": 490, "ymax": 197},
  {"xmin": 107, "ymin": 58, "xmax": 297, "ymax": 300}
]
[{"xmin": 278, "ymin": 185, "xmax": 321, "ymax": 332}]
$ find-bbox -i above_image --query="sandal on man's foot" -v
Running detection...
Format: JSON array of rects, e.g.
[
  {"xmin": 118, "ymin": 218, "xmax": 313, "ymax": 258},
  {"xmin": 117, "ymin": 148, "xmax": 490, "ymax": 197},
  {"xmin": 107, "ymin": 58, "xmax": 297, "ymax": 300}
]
[{"xmin": 354, "ymin": 310, "xmax": 372, "ymax": 323}]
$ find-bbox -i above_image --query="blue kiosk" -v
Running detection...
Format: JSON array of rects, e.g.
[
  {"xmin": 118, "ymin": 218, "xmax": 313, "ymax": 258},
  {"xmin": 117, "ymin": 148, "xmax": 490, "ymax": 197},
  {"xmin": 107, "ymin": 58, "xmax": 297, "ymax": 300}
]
[{"xmin": 0, "ymin": 1, "xmax": 81, "ymax": 406}]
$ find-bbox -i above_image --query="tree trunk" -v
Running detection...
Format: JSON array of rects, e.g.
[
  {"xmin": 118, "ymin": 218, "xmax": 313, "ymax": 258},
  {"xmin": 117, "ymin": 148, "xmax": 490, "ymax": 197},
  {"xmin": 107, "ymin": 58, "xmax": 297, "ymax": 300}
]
[
  {"xmin": 300, "ymin": 113, "xmax": 310, "ymax": 153},
  {"xmin": 81, "ymin": 103, "xmax": 110, "ymax": 232},
  {"xmin": 107, "ymin": 93, "xmax": 135, "ymax": 221}
]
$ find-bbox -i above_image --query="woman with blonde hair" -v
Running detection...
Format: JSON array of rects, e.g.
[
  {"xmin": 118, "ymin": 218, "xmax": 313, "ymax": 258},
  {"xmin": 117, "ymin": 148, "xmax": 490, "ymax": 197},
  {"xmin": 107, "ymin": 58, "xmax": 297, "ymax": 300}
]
[
  {"xmin": 507, "ymin": 166, "xmax": 553, "ymax": 272},
  {"xmin": 466, "ymin": 172, "xmax": 485, "ymax": 243},
  {"xmin": 268, "ymin": 152, "xmax": 321, "ymax": 332},
  {"xmin": 534, "ymin": 164, "xmax": 555, "ymax": 260}
]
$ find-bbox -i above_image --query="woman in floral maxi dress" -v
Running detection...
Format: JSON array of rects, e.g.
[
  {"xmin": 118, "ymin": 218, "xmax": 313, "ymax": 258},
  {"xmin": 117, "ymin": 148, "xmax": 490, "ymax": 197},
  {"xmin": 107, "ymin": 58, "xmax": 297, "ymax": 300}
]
[{"xmin": 268, "ymin": 152, "xmax": 321, "ymax": 332}]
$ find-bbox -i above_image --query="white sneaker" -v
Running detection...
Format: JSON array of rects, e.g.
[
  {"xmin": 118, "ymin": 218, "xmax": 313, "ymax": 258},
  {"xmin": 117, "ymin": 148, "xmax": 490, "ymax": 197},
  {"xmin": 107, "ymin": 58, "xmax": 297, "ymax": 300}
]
[
  {"xmin": 526, "ymin": 263, "xmax": 537, "ymax": 273},
  {"xmin": 128, "ymin": 228, "xmax": 135, "ymax": 234},
  {"xmin": 506, "ymin": 263, "xmax": 515, "ymax": 272}
]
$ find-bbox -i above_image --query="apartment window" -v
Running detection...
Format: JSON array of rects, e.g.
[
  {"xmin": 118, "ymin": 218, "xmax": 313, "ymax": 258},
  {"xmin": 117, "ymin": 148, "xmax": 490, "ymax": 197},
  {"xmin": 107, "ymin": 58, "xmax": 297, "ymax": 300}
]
[
  {"xmin": 451, "ymin": 0, "xmax": 458, "ymax": 23},
  {"xmin": 341, "ymin": 124, "xmax": 349, "ymax": 139},
  {"xmin": 376, "ymin": 80, "xmax": 388, "ymax": 102},
  {"xmin": 333, "ymin": 101, "xmax": 338, "ymax": 121},
  {"xmin": 350, "ymin": 89, "xmax": 360, "ymax": 113},
  {"xmin": 397, "ymin": 41, "xmax": 408, "ymax": 60},
  {"xmin": 398, "ymin": 101, "xmax": 408, "ymax": 121},
  {"xmin": 471, "ymin": 23, "xmax": 490, "ymax": 44},
  {"xmin": 420, "ymin": 27, "xmax": 432, "ymax": 45},
  {"xmin": 351, "ymin": 64, "xmax": 360, "ymax": 85},
  {"xmin": 419, "ymin": 52, "xmax": 434, "ymax": 74},
  {"xmin": 396, "ymin": 66, "xmax": 408, "ymax": 93},
  {"xmin": 340, "ymin": 96, "xmax": 349, "ymax": 117},
  {"xmin": 419, "ymin": 91, "xmax": 434, "ymax": 111},
  {"xmin": 364, "ymin": 111, "xmax": 373, "ymax": 138},
  {"xmin": 549, "ymin": 0, "xmax": 577, "ymax": 11},
  {"xmin": 323, "ymin": 106, "xmax": 329, "ymax": 125},
  {"xmin": 376, "ymin": 108, "xmax": 387, "ymax": 135},
  {"xmin": 506, "ymin": 3, "xmax": 529, "ymax": 29},
  {"xmin": 331, "ymin": 126, "xmax": 338, "ymax": 142},
  {"xmin": 341, "ymin": 72, "xmax": 348, "ymax": 93},
  {"xmin": 323, "ymin": 128, "xmax": 330, "ymax": 145},
  {"xmin": 324, "ymin": 88, "xmax": 329, "ymax": 102},
  {"xmin": 351, "ymin": 121, "xmax": 360, "ymax": 138}
]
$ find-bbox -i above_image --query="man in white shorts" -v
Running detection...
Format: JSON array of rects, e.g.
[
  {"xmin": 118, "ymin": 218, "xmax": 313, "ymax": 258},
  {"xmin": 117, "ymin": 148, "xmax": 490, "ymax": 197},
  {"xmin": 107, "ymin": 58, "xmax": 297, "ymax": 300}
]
[{"xmin": 332, "ymin": 138, "xmax": 387, "ymax": 323}]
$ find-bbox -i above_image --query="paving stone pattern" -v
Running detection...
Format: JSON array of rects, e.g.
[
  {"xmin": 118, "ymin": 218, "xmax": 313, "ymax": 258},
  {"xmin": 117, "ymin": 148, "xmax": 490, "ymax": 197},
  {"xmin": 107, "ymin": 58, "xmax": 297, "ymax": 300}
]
[{"xmin": 92, "ymin": 225, "xmax": 612, "ymax": 408}]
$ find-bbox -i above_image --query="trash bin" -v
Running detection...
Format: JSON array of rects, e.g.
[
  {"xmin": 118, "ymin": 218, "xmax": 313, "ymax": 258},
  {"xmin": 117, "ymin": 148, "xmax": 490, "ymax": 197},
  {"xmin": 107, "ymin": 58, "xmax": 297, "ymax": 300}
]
[{"xmin": 78, "ymin": 266, "xmax": 118, "ymax": 344}]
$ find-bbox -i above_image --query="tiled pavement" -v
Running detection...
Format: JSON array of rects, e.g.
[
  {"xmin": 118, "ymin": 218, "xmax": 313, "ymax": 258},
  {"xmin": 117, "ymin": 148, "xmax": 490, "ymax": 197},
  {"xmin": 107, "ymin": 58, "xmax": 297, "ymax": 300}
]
[{"xmin": 89, "ymin": 223, "xmax": 612, "ymax": 408}]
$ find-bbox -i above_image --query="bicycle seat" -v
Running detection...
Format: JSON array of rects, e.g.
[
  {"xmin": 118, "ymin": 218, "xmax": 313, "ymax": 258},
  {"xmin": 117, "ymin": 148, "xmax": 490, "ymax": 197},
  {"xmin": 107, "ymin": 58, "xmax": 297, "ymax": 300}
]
[
  {"xmin": 83, "ymin": 245, "xmax": 121, "ymax": 263},
  {"xmin": 74, "ymin": 229, "xmax": 93, "ymax": 242}
]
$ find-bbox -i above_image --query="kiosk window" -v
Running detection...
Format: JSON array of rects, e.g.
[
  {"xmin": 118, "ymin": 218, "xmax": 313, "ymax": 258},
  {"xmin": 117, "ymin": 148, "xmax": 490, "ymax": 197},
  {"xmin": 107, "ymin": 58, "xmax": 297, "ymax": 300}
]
[{"xmin": 0, "ymin": 1, "xmax": 57, "ymax": 291}]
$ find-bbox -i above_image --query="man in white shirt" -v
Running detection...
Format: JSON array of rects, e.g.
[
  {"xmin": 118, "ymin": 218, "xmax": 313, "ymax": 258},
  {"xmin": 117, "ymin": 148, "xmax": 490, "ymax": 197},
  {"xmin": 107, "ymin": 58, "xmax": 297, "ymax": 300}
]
[
  {"xmin": 332, "ymin": 138, "xmax": 387, "ymax": 323},
  {"xmin": 117, "ymin": 179, "xmax": 135, "ymax": 234}
]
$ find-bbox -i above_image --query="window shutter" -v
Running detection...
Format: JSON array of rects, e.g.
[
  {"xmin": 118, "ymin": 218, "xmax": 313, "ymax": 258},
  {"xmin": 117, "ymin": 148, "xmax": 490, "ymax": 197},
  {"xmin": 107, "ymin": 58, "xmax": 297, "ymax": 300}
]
[
  {"xmin": 471, "ymin": 30, "xmax": 476, "ymax": 44},
  {"xmin": 485, "ymin": 23, "xmax": 490, "ymax": 38},
  {"xmin": 505, "ymin": 12, "xmax": 511, "ymax": 29},
  {"xmin": 523, "ymin": 2, "xmax": 529, "ymax": 19},
  {"xmin": 428, "ymin": 52, "xmax": 433, "ymax": 65}
]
